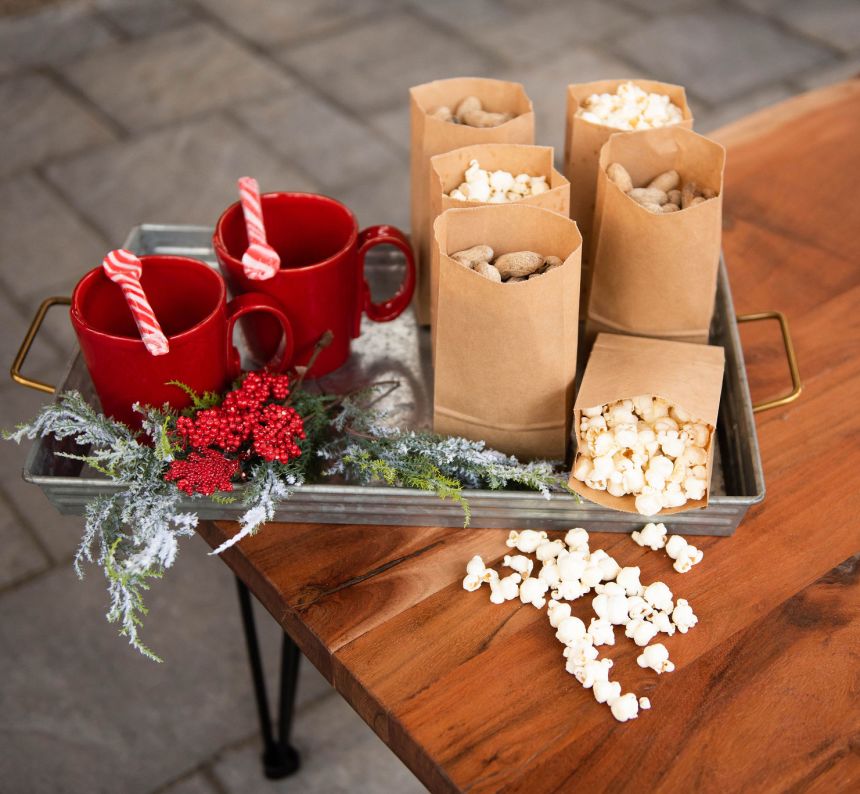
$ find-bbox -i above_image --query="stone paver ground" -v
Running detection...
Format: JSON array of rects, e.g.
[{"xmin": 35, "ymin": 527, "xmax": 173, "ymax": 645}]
[{"xmin": 1, "ymin": 0, "xmax": 857, "ymax": 791}]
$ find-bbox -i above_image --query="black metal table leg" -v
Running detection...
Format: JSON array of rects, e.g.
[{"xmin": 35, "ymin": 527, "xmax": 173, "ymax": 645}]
[{"xmin": 235, "ymin": 577, "xmax": 301, "ymax": 779}]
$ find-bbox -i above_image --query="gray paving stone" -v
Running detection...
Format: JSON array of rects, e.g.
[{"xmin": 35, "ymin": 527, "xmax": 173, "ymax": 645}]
[
  {"xmin": 332, "ymin": 164, "xmax": 410, "ymax": 235},
  {"xmin": 407, "ymin": 0, "xmax": 526, "ymax": 29},
  {"xmin": 279, "ymin": 11, "xmax": 497, "ymax": 115},
  {"xmin": 0, "ymin": 534, "xmax": 277, "ymax": 794},
  {"xmin": 232, "ymin": 85, "xmax": 404, "ymax": 192},
  {"xmin": 65, "ymin": 23, "xmax": 294, "ymax": 130},
  {"xmin": 613, "ymin": 8, "xmax": 835, "ymax": 104},
  {"xmin": 367, "ymin": 104, "xmax": 410, "ymax": 154},
  {"xmin": 505, "ymin": 46, "xmax": 640, "ymax": 161},
  {"xmin": 0, "ymin": 73, "xmax": 116, "ymax": 177},
  {"xmin": 0, "ymin": 172, "xmax": 108, "ymax": 303},
  {"xmin": 770, "ymin": 0, "xmax": 860, "ymax": 54},
  {"xmin": 45, "ymin": 115, "xmax": 317, "ymax": 242},
  {"xmin": 96, "ymin": 0, "xmax": 196, "ymax": 38},
  {"xmin": 197, "ymin": 0, "xmax": 385, "ymax": 49},
  {"xmin": 213, "ymin": 691, "xmax": 427, "ymax": 794},
  {"xmin": 0, "ymin": 381, "xmax": 92, "ymax": 563},
  {"xmin": 0, "ymin": 5, "xmax": 116, "ymax": 72},
  {"xmin": 618, "ymin": 0, "xmax": 704, "ymax": 12},
  {"xmin": 158, "ymin": 771, "xmax": 220, "ymax": 794},
  {"xmin": 470, "ymin": 0, "xmax": 640, "ymax": 66},
  {"xmin": 0, "ymin": 502, "xmax": 49, "ymax": 588},
  {"xmin": 794, "ymin": 55, "xmax": 860, "ymax": 90},
  {"xmin": 694, "ymin": 83, "xmax": 795, "ymax": 134}
]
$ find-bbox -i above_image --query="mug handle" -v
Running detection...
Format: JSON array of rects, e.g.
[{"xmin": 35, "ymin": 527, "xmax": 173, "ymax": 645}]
[
  {"xmin": 356, "ymin": 225, "xmax": 416, "ymax": 328},
  {"xmin": 225, "ymin": 292, "xmax": 295, "ymax": 378}
]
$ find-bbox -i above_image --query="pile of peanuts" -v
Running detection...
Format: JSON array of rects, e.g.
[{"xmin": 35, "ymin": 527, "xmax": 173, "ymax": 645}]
[
  {"xmin": 607, "ymin": 163, "xmax": 717, "ymax": 214},
  {"xmin": 449, "ymin": 245, "xmax": 562, "ymax": 283},
  {"xmin": 430, "ymin": 95, "xmax": 514, "ymax": 128}
]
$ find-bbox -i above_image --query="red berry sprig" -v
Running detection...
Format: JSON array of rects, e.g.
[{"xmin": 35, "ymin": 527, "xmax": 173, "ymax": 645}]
[{"xmin": 164, "ymin": 448, "xmax": 240, "ymax": 495}]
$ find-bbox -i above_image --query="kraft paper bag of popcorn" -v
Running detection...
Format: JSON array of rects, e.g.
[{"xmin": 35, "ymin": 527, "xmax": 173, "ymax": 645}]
[
  {"xmin": 569, "ymin": 333, "xmax": 725, "ymax": 516},
  {"xmin": 411, "ymin": 77, "xmax": 534, "ymax": 325},
  {"xmin": 433, "ymin": 204, "xmax": 581, "ymax": 461},
  {"xmin": 587, "ymin": 126, "xmax": 726, "ymax": 346},
  {"xmin": 428, "ymin": 143, "xmax": 570, "ymax": 334},
  {"xmin": 563, "ymin": 79, "xmax": 692, "ymax": 312}
]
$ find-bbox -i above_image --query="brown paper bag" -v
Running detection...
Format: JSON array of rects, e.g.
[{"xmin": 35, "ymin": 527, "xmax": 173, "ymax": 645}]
[
  {"xmin": 587, "ymin": 126, "xmax": 726, "ymax": 345},
  {"xmin": 411, "ymin": 78, "xmax": 535, "ymax": 325},
  {"xmin": 569, "ymin": 333, "xmax": 725, "ymax": 515},
  {"xmin": 433, "ymin": 204, "xmax": 582, "ymax": 460},
  {"xmin": 428, "ymin": 143, "xmax": 570, "ymax": 331},
  {"xmin": 563, "ymin": 79, "xmax": 692, "ymax": 310}
]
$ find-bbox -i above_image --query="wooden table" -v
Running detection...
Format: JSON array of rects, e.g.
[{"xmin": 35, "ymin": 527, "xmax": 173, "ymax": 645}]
[{"xmin": 199, "ymin": 80, "xmax": 860, "ymax": 793}]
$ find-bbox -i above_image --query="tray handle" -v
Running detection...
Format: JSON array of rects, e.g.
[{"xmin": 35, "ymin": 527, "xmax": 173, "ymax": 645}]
[
  {"xmin": 10, "ymin": 296, "xmax": 72, "ymax": 394},
  {"xmin": 737, "ymin": 310, "xmax": 802, "ymax": 413}
]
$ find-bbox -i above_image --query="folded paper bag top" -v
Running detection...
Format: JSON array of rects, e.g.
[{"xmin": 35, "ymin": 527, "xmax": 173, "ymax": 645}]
[
  {"xmin": 569, "ymin": 333, "xmax": 725, "ymax": 516},
  {"xmin": 563, "ymin": 79, "xmax": 692, "ymax": 312},
  {"xmin": 410, "ymin": 77, "xmax": 535, "ymax": 325},
  {"xmin": 587, "ymin": 125, "xmax": 726, "ymax": 345},
  {"xmin": 428, "ymin": 142, "xmax": 570, "ymax": 332},
  {"xmin": 433, "ymin": 203, "xmax": 582, "ymax": 461}
]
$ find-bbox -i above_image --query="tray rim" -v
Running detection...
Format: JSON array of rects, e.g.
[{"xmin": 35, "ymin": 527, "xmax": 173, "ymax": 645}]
[{"xmin": 21, "ymin": 223, "xmax": 765, "ymax": 533}]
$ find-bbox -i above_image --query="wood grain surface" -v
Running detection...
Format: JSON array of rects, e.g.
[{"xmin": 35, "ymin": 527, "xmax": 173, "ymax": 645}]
[{"xmin": 198, "ymin": 80, "xmax": 860, "ymax": 793}]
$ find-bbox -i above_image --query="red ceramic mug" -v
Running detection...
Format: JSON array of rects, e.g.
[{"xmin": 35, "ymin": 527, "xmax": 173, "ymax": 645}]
[
  {"xmin": 213, "ymin": 192, "xmax": 416, "ymax": 377},
  {"xmin": 70, "ymin": 255, "xmax": 293, "ymax": 428}
]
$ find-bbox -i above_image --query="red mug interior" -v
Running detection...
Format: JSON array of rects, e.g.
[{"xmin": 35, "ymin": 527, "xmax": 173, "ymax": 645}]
[
  {"xmin": 216, "ymin": 192, "xmax": 357, "ymax": 271},
  {"xmin": 73, "ymin": 257, "xmax": 224, "ymax": 340}
]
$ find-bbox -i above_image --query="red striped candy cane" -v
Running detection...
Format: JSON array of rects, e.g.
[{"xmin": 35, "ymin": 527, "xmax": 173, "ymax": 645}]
[
  {"xmin": 102, "ymin": 249, "xmax": 170, "ymax": 356},
  {"xmin": 237, "ymin": 176, "xmax": 280, "ymax": 280}
]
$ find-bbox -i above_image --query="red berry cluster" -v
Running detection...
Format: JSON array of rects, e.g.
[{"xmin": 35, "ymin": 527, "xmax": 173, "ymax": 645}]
[
  {"xmin": 164, "ymin": 448, "xmax": 240, "ymax": 495},
  {"xmin": 166, "ymin": 371, "xmax": 305, "ymax": 495}
]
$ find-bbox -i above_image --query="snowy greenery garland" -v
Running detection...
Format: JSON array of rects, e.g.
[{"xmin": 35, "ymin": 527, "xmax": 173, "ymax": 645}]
[{"xmin": 6, "ymin": 379, "xmax": 572, "ymax": 661}]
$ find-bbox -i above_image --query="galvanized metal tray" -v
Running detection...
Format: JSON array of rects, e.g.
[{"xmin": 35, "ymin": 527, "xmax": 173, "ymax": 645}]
[{"xmin": 22, "ymin": 224, "xmax": 767, "ymax": 535}]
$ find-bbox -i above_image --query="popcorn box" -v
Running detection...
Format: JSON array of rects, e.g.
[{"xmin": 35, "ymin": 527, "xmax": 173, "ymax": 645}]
[
  {"xmin": 433, "ymin": 203, "xmax": 581, "ymax": 460},
  {"xmin": 411, "ymin": 77, "xmax": 535, "ymax": 326},
  {"xmin": 588, "ymin": 126, "xmax": 725, "ymax": 345},
  {"xmin": 428, "ymin": 143, "xmax": 570, "ymax": 334},
  {"xmin": 563, "ymin": 79, "xmax": 692, "ymax": 311},
  {"xmin": 569, "ymin": 333, "xmax": 725, "ymax": 516}
]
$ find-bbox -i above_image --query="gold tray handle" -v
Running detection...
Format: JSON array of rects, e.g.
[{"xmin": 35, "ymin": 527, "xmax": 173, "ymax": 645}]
[
  {"xmin": 10, "ymin": 296, "xmax": 72, "ymax": 394},
  {"xmin": 737, "ymin": 310, "xmax": 802, "ymax": 413}
]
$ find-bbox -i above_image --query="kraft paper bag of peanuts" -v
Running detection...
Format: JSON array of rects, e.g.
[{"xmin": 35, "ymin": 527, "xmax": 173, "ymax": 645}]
[
  {"xmin": 410, "ymin": 77, "xmax": 534, "ymax": 325},
  {"xmin": 587, "ymin": 126, "xmax": 726, "ymax": 346},
  {"xmin": 570, "ymin": 333, "xmax": 725, "ymax": 516},
  {"xmin": 563, "ymin": 79, "xmax": 692, "ymax": 310},
  {"xmin": 428, "ymin": 143, "xmax": 570, "ymax": 333},
  {"xmin": 433, "ymin": 204, "xmax": 581, "ymax": 460}
]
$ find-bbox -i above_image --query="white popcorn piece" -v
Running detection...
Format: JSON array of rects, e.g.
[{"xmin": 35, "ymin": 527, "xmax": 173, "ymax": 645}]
[
  {"xmin": 572, "ymin": 657, "xmax": 613, "ymax": 688},
  {"xmin": 639, "ymin": 696, "xmax": 651, "ymax": 710},
  {"xmin": 555, "ymin": 615, "xmax": 588, "ymax": 645},
  {"xmin": 625, "ymin": 618, "xmax": 659, "ymax": 647},
  {"xmin": 546, "ymin": 598, "xmax": 571, "ymax": 628},
  {"xmin": 538, "ymin": 560, "xmax": 561, "ymax": 587},
  {"xmin": 592, "ymin": 590, "xmax": 629, "ymax": 626},
  {"xmin": 615, "ymin": 566, "xmax": 644, "ymax": 597},
  {"xmin": 564, "ymin": 527, "xmax": 590, "ymax": 552},
  {"xmin": 665, "ymin": 534, "xmax": 704, "ymax": 573},
  {"xmin": 506, "ymin": 529, "xmax": 547, "ymax": 554},
  {"xmin": 631, "ymin": 522, "xmax": 667, "ymax": 550},
  {"xmin": 489, "ymin": 572, "xmax": 521, "ymax": 604},
  {"xmin": 462, "ymin": 555, "xmax": 498, "ymax": 591},
  {"xmin": 593, "ymin": 679, "xmax": 622, "ymax": 705},
  {"xmin": 626, "ymin": 595, "xmax": 653, "ymax": 621},
  {"xmin": 563, "ymin": 637, "xmax": 599, "ymax": 667},
  {"xmin": 535, "ymin": 539, "xmax": 566, "ymax": 562},
  {"xmin": 649, "ymin": 610, "xmax": 676, "ymax": 637},
  {"xmin": 610, "ymin": 692, "xmax": 640, "ymax": 722},
  {"xmin": 587, "ymin": 617, "xmax": 616, "ymax": 646},
  {"xmin": 672, "ymin": 598, "xmax": 698, "ymax": 633},
  {"xmin": 557, "ymin": 550, "xmax": 588, "ymax": 582},
  {"xmin": 503, "ymin": 554, "xmax": 533, "ymax": 578},
  {"xmin": 634, "ymin": 491, "xmax": 664, "ymax": 517},
  {"xmin": 637, "ymin": 643, "xmax": 675, "ymax": 674},
  {"xmin": 519, "ymin": 576, "xmax": 549, "ymax": 609},
  {"xmin": 552, "ymin": 579, "xmax": 589, "ymax": 601},
  {"xmin": 643, "ymin": 581, "xmax": 674, "ymax": 613}
]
